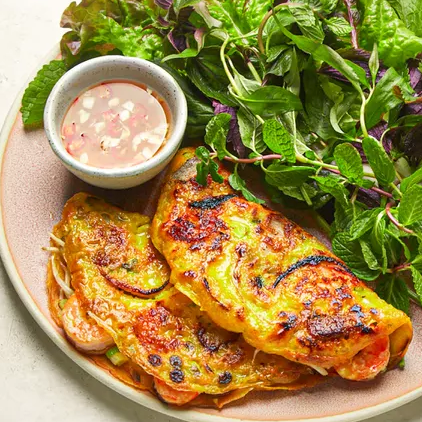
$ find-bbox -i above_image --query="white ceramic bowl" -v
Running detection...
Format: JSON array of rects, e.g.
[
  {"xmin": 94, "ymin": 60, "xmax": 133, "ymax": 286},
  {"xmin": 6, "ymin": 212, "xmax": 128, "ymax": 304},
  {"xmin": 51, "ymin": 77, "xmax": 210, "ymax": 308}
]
[{"xmin": 44, "ymin": 56, "xmax": 188, "ymax": 189}]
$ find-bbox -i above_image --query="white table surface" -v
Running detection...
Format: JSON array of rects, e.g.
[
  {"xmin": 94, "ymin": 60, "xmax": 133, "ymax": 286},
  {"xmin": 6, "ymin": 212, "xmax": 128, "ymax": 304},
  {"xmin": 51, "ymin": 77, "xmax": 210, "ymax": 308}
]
[{"xmin": 1, "ymin": 1, "xmax": 422, "ymax": 421}]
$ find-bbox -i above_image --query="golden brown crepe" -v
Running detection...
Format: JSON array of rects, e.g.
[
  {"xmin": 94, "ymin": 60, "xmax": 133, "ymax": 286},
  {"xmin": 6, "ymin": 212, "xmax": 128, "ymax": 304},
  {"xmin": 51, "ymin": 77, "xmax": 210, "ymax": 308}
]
[
  {"xmin": 47, "ymin": 193, "xmax": 320, "ymax": 407},
  {"xmin": 151, "ymin": 148, "xmax": 413, "ymax": 380}
]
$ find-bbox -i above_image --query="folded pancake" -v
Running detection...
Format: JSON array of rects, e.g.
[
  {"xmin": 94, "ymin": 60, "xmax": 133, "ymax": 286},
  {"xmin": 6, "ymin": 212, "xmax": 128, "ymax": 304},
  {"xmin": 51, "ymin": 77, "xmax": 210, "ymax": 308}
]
[
  {"xmin": 48, "ymin": 193, "xmax": 320, "ymax": 406},
  {"xmin": 151, "ymin": 148, "xmax": 413, "ymax": 380}
]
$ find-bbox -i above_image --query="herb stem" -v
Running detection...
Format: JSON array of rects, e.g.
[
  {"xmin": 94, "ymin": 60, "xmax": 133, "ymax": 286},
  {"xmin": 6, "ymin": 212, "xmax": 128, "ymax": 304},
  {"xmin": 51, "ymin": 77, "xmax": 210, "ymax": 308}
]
[
  {"xmin": 246, "ymin": 59, "xmax": 263, "ymax": 84},
  {"xmin": 390, "ymin": 182, "xmax": 403, "ymax": 197},
  {"xmin": 359, "ymin": 92, "xmax": 369, "ymax": 138},
  {"xmin": 223, "ymin": 154, "xmax": 282, "ymax": 163},
  {"xmin": 257, "ymin": 3, "xmax": 302, "ymax": 54},
  {"xmin": 343, "ymin": 0, "xmax": 358, "ymax": 49},
  {"xmin": 371, "ymin": 186, "xmax": 394, "ymax": 199},
  {"xmin": 386, "ymin": 202, "xmax": 414, "ymax": 234},
  {"xmin": 407, "ymin": 287, "xmax": 421, "ymax": 305},
  {"xmin": 220, "ymin": 36, "xmax": 243, "ymax": 97}
]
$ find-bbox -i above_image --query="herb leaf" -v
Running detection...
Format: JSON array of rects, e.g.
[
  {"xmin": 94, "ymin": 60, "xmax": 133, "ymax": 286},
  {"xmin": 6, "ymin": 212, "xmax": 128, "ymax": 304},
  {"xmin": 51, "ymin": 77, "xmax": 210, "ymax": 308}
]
[
  {"xmin": 398, "ymin": 185, "xmax": 422, "ymax": 226},
  {"xmin": 325, "ymin": 17, "xmax": 352, "ymax": 37},
  {"xmin": 313, "ymin": 175, "xmax": 350, "ymax": 208},
  {"xmin": 333, "ymin": 143, "xmax": 364, "ymax": 185},
  {"xmin": 239, "ymin": 86, "xmax": 303, "ymax": 116},
  {"xmin": 265, "ymin": 164, "xmax": 316, "ymax": 187},
  {"xmin": 332, "ymin": 232, "xmax": 381, "ymax": 281},
  {"xmin": 229, "ymin": 165, "xmax": 265, "ymax": 204},
  {"xmin": 362, "ymin": 136, "xmax": 395, "ymax": 186},
  {"xmin": 350, "ymin": 208, "xmax": 384, "ymax": 240},
  {"xmin": 359, "ymin": 0, "xmax": 422, "ymax": 67},
  {"xmin": 365, "ymin": 67, "xmax": 412, "ymax": 129},
  {"xmin": 375, "ymin": 275, "xmax": 410, "ymax": 314},
  {"xmin": 400, "ymin": 167, "xmax": 422, "ymax": 193},
  {"xmin": 204, "ymin": 113, "xmax": 231, "ymax": 159},
  {"xmin": 21, "ymin": 60, "xmax": 66, "ymax": 127},
  {"xmin": 263, "ymin": 118, "xmax": 295, "ymax": 163}
]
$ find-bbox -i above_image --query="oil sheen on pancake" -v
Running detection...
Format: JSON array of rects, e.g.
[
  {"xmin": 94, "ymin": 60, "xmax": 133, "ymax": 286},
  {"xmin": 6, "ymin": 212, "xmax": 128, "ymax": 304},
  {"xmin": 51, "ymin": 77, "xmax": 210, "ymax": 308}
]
[
  {"xmin": 49, "ymin": 193, "xmax": 320, "ymax": 405},
  {"xmin": 151, "ymin": 148, "xmax": 413, "ymax": 379}
]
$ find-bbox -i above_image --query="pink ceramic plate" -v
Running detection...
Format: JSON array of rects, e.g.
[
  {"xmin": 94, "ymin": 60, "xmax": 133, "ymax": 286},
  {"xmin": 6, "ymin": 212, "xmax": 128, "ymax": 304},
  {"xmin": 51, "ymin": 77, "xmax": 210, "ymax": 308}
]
[{"xmin": 2, "ymin": 48, "xmax": 422, "ymax": 422}]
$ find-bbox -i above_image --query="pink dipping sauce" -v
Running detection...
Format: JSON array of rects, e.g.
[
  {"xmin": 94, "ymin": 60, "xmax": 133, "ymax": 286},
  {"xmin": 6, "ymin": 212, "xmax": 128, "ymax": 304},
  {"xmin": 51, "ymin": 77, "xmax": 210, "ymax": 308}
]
[{"xmin": 61, "ymin": 82, "xmax": 169, "ymax": 169}]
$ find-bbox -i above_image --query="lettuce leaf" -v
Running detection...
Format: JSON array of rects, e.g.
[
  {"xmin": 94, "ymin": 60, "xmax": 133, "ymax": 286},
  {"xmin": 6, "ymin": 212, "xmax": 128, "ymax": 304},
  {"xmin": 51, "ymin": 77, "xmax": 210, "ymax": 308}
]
[
  {"xmin": 359, "ymin": 0, "xmax": 422, "ymax": 67},
  {"xmin": 60, "ymin": 0, "xmax": 163, "ymax": 67},
  {"xmin": 387, "ymin": 0, "xmax": 422, "ymax": 37},
  {"xmin": 206, "ymin": 0, "xmax": 273, "ymax": 37}
]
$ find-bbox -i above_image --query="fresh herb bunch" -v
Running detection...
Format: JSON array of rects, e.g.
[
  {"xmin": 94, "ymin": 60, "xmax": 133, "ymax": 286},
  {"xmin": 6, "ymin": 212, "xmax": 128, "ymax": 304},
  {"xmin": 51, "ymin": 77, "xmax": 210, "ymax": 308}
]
[{"xmin": 21, "ymin": 0, "xmax": 422, "ymax": 314}]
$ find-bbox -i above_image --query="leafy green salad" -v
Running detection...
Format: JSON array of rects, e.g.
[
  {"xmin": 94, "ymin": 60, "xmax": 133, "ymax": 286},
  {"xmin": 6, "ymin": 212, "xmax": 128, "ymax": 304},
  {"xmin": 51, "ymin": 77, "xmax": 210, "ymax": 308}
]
[{"xmin": 21, "ymin": 0, "xmax": 422, "ymax": 315}]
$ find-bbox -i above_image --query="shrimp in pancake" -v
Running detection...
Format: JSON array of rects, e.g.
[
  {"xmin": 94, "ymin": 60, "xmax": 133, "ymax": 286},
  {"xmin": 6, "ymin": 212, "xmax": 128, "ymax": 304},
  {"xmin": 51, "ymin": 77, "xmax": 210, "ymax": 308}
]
[
  {"xmin": 151, "ymin": 148, "xmax": 413, "ymax": 381},
  {"xmin": 46, "ymin": 193, "xmax": 320, "ymax": 407}
]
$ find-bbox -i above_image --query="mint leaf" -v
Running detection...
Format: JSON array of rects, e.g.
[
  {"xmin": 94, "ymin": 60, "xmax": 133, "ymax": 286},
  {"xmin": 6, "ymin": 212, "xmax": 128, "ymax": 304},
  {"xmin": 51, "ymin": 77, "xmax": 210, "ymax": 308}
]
[
  {"xmin": 204, "ymin": 113, "xmax": 231, "ymax": 160},
  {"xmin": 21, "ymin": 60, "xmax": 66, "ymax": 127},
  {"xmin": 313, "ymin": 175, "xmax": 349, "ymax": 208},
  {"xmin": 400, "ymin": 167, "xmax": 422, "ymax": 193},
  {"xmin": 362, "ymin": 136, "xmax": 395, "ymax": 186},
  {"xmin": 398, "ymin": 184, "xmax": 422, "ymax": 226},
  {"xmin": 333, "ymin": 202, "xmax": 356, "ymax": 233},
  {"xmin": 265, "ymin": 164, "xmax": 315, "ymax": 187},
  {"xmin": 370, "ymin": 213, "xmax": 388, "ymax": 272},
  {"xmin": 239, "ymin": 86, "xmax": 303, "ymax": 116},
  {"xmin": 263, "ymin": 118, "xmax": 295, "ymax": 163},
  {"xmin": 325, "ymin": 17, "xmax": 352, "ymax": 36},
  {"xmin": 375, "ymin": 275, "xmax": 409, "ymax": 314},
  {"xmin": 360, "ymin": 240, "xmax": 380, "ymax": 271},
  {"xmin": 333, "ymin": 143, "xmax": 364, "ymax": 185},
  {"xmin": 332, "ymin": 232, "xmax": 381, "ymax": 281},
  {"xmin": 229, "ymin": 166, "xmax": 265, "ymax": 205},
  {"xmin": 350, "ymin": 208, "xmax": 384, "ymax": 240},
  {"xmin": 411, "ymin": 266, "xmax": 422, "ymax": 303}
]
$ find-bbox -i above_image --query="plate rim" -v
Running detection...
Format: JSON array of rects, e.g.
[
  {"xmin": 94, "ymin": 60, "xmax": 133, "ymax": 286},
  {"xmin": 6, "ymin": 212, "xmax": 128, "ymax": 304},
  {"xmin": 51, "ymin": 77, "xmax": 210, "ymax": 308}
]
[{"xmin": 1, "ymin": 45, "xmax": 422, "ymax": 422}]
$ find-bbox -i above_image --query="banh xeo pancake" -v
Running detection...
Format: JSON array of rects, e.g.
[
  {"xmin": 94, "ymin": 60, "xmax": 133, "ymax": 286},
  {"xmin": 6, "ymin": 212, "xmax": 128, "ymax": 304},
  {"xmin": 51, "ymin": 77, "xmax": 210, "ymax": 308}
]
[
  {"xmin": 151, "ymin": 148, "xmax": 413, "ymax": 380},
  {"xmin": 47, "ymin": 193, "xmax": 321, "ymax": 407}
]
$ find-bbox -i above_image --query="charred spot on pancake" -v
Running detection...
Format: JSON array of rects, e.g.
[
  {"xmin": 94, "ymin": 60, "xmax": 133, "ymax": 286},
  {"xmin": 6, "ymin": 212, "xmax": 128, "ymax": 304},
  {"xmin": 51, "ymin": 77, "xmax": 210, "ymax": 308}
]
[
  {"xmin": 273, "ymin": 255, "xmax": 355, "ymax": 288},
  {"xmin": 235, "ymin": 243, "xmax": 247, "ymax": 257},
  {"xmin": 148, "ymin": 354, "xmax": 162, "ymax": 367},
  {"xmin": 197, "ymin": 327, "xmax": 220, "ymax": 353},
  {"xmin": 101, "ymin": 271, "xmax": 169, "ymax": 297},
  {"xmin": 218, "ymin": 371, "xmax": 232, "ymax": 385},
  {"xmin": 252, "ymin": 276, "xmax": 264, "ymax": 289},
  {"xmin": 184, "ymin": 270, "xmax": 197, "ymax": 278},
  {"xmin": 205, "ymin": 364, "xmax": 213, "ymax": 373},
  {"xmin": 189, "ymin": 195, "xmax": 236, "ymax": 210},
  {"xmin": 335, "ymin": 286, "xmax": 352, "ymax": 300},
  {"xmin": 168, "ymin": 215, "xmax": 228, "ymax": 244},
  {"xmin": 307, "ymin": 314, "xmax": 362, "ymax": 340},
  {"xmin": 277, "ymin": 312, "xmax": 298, "ymax": 336},
  {"xmin": 170, "ymin": 369, "xmax": 184, "ymax": 383},
  {"xmin": 202, "ymin": 278, "xmax": 211, "ymax": 292},
  {"xmin": 350, "ymin": 304, "xmax": 365, "ymax": 318},
  {"xmin": 170, "ymin": 355, "xmax": 182, "ymax": 367}
]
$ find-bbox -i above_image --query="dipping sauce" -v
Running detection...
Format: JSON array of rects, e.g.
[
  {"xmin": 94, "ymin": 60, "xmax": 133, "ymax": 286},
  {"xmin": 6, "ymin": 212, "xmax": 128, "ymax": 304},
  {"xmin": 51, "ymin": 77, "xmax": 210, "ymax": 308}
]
[{"xmin": 61, "ymin": 82, "xmax": 169, "ymax": 169}]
